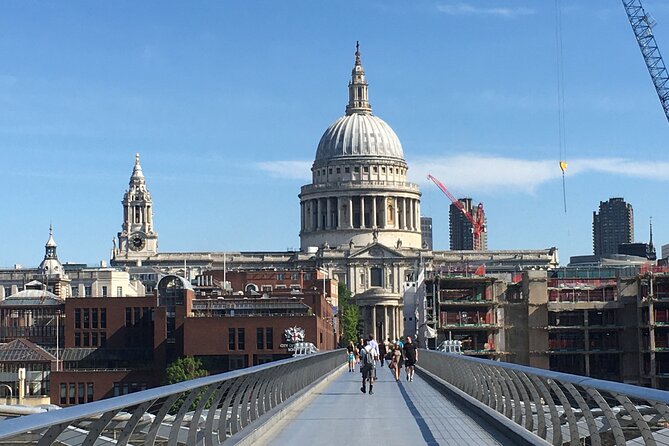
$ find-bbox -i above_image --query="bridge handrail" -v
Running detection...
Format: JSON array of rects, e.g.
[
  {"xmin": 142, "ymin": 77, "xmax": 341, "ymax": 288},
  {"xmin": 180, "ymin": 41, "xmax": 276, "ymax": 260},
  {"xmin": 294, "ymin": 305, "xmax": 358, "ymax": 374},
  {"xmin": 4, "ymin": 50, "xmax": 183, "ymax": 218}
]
[
  {"xmin": 0, "ymin": 349, "xmax": 345, "ymax": 444},
  {"xmin": 419, "ymin": 349, "xmax": 669, "ymax": 446}
]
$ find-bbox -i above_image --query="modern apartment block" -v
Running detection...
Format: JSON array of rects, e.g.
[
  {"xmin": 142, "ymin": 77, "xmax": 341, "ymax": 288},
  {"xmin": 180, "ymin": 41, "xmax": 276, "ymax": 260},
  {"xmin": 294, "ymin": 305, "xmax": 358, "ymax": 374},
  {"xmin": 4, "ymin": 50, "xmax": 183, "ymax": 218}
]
[
  {"xmin": 593, "ymin": 197, "xmax": 634, "ymax": 256},
  {"xmin": 449, "ymin": 199, "xmax": 487, "ymax": 250},
  {"xmin": 420, "ymin": 216, "xmax": 433, "ymax": 250}
]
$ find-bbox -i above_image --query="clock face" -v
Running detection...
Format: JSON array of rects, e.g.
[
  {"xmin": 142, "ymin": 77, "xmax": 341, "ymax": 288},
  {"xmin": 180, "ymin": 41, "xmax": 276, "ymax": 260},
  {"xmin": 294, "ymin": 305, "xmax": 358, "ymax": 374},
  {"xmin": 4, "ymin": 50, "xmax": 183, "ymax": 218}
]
[{"xmin": 129, "ymin": 234, "xmax": 146, "ymax": 251}]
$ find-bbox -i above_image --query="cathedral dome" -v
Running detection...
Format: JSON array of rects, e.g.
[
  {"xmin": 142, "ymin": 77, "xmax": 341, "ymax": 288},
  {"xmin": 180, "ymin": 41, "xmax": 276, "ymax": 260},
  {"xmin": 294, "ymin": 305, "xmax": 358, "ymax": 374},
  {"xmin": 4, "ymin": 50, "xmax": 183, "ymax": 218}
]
[
  {"xmin": 314, "ymin": 42, "xmax": 404, "ymax": 163},
  {"xmin": 315, "ymin": 113, "xmax": 404, "ymax": 161}
]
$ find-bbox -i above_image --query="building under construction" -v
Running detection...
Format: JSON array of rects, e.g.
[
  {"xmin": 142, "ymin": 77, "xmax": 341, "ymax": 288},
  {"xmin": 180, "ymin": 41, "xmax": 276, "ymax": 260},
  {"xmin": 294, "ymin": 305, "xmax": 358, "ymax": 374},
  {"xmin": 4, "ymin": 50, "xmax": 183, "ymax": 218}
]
[{"xmin": 421, "ymin": 264, "xmax": 669, "ymax": 389}]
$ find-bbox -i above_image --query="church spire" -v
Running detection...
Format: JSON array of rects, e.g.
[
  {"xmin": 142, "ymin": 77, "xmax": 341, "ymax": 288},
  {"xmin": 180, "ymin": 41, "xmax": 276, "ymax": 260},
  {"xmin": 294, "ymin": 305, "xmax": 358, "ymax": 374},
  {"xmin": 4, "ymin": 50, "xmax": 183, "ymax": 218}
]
[
  {"xmin": 346, "ymin": 41, "xmax": 372, "ymax": 115},
  {"xmin": 131, "ymin": 152, "xmax": 145, "ymax": 182}
]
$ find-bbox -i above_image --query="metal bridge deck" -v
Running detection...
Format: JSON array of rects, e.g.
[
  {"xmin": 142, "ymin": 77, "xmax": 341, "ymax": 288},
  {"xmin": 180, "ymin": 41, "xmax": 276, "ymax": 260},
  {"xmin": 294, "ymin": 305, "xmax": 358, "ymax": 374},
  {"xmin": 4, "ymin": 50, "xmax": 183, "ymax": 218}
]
[{"xmin": 263, "ymin": 363, "xmax": 517, "ymax": 446}]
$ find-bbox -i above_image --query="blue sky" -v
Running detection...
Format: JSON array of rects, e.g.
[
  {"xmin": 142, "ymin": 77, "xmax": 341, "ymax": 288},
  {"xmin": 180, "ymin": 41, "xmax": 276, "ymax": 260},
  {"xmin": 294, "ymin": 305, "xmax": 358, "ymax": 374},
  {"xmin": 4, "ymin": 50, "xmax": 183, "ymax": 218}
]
[{"xmin": 2, "ymin": 0, "xmax": 669, "ymax": 267}]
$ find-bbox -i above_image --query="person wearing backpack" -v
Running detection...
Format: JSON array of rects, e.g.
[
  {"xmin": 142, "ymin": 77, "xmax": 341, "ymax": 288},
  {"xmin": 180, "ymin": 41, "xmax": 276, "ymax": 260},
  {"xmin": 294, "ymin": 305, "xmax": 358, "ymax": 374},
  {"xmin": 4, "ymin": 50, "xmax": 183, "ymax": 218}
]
[{"xmin": 360, "ymin": 339, "xmax": 375, "ymax": 395}]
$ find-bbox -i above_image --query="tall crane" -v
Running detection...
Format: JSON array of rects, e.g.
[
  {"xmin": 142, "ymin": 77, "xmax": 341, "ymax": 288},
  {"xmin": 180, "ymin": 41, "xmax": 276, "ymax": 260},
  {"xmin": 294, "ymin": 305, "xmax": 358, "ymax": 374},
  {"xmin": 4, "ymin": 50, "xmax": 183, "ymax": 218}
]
[
  {"xmin": 427, "ymin": 174, "xmax": 486, "ymax": 251},
  {"xmin": 623, "ymin": 0, "xmax": 669, "ymax": 123}
]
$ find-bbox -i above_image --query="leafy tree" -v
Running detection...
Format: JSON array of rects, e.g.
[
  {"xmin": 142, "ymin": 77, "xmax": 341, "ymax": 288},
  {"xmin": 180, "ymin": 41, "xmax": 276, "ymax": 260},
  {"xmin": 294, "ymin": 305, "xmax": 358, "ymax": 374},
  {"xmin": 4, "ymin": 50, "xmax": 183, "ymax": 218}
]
[
  {"xmin": 165, "ymin": 357, "xmax": 208, "ymax": 413},
  {"xmin": 338, "ymin": 283, "xmax": 360, "ymax": 345},
  {"xmin": 165, "ymin": 356, "xmax": 208, "ymax": 384}
]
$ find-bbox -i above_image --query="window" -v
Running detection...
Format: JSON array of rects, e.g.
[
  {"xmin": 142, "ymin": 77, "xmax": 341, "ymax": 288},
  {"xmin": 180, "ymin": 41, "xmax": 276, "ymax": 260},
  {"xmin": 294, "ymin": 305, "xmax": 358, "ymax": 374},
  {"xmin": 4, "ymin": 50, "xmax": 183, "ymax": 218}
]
[
  {"xmin": 373, "ymin": 166, "xmax": 378, "ymax": 172},
  {"xmin": 304, "ymin": 273, "xmax": 312, "ymax": 281},
  {"xmin": 354, "ymin": 167, "xmax": 359, "ymax": 173},
  {"xmin": 125, "ymin": 308, "xmax": 132, "ymax": 327},
  {"xmin": 85, "ymin": 286, "xmax": 92, "ymax": 297},
  {"xmin": 382, "ymin": 167, "xmax": 386, "ymax": 173},
  {"xmin": 78, "ymin": 383, "xmax": 85, "ymax": 404},
  {"xmin": 71, "ymin": 287, "xmax": 78, "ymax": 297},
  {"xmin": 117, "ymin": 286, "xmax": 123, "ymax": 297},
  {"xmin": 257, "ymin": 328, "xmax": 264, "ymax": 350},
  {"xmin": 92, "ymin": 309, "xmax": 98, "ymax": 329},
  {"xmin": 363, "ymin": 166, "xmax": 369, "ymax": 173},
  {"xmin": 142, "ymin": 307, "xmax": 150, "ymax": 326},
  {"xmin": 328, "ymin": 168, "xmax": 332, "ymax": 174},
  {"xmin": 261, "ymin": 285, "xmax": 272, "ymax": 292},
  {"xmin": 229, "ymin": 328, "xmax": 236, "ymax": 350},
  {"xmin": 371, "ymin": 268, "xmax": 383, "ymax": 287},
  {"xmin": 75, "ymin": 333, "xmax": 81, "ymax": 347},
  {"xmin": 336, "ymin": 167, "xmax": 341, "ymax": 174},
  {"xmin": 69, "ymin": 383, "xmax": 75, "ymax": 405},
  {"xmin": 134, "ymin": 307, "xmax": 140, "ymax": 326},
  {"xmin": 101, "ymin": 309, "xmax": 107, "ymax": 328},
  {"xmin": 83, "ymin": 309, "xmax": 89, "ymax": 329},
  {"xmin": 277, "ymin": 273, "xmax": 285, "ymax": 281},
  {"xmin": 320, "ymin": 332, "xmax": 323, "ymax": 344},
  {"xmin": 100, "ymin": 332, "xmax": 107, "ymax": 347},
  {"xmin": 75, "ymin": 309, "xmax": 81, "ymax": 329},
  {"xmin": 266, "ymin": 328, "xmax": 274, "ymax": 349},
  {"xmin": 60, "ymin": 383, "xmax": 67, "ymax": 405},
  {"xmin": 317, "ymin": 170, "xmax": 320, "ymax": 176},
  {"xmin": 345, "ymin": 167, "xmax": 350, "ymax": 173},
  {"xmin": 92, "ymin": 332, "xmax": 98, "ymax": 346},
  {"xmin": 83, "ymin": 332, "xmax": 90, "ymax": 347},
  {"xmin": 87, "ymin": 383, "xmax": 94, "ymax": 402},
  {"xmin": 291, "ymin": 272, "xmax": 299, "ymax": 281},
  {"xmin": 237, "ymin": 328, "xmax": 245, "ymax": 350},
  {"xmin": 101, "ymin": 286, "xmax": 108, "ymax": 297}
]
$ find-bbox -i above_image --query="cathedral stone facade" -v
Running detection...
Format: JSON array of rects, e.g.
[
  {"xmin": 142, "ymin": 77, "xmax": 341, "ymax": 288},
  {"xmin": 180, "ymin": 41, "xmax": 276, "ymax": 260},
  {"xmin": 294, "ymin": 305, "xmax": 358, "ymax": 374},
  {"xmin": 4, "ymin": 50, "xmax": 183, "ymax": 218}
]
[{"xmin": 109, "ymin": 45, "xmax": 558, "ymax": 343}]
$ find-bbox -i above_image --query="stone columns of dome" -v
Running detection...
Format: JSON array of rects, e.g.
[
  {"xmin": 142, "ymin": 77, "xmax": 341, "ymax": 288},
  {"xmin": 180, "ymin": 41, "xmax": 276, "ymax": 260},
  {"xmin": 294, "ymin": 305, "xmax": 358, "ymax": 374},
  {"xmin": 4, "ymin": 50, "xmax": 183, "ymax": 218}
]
[
  {"xmin": 371, "ymin": 305, "xmax": 377, "ymax": 339},
  {"xmin": 360, "ymin": 196, "xmax": 365, "ymax": 229},
  {"xmin": 326, "ymin": 198, "xmax": 332, "ymax": 229},
  {"xmin": 336, "ymin": 197, "xmax": 341, "ymax": 229},
  {"xmin": 348, "ymin": 197, "xmax": 353, "ymax": 228},
  {"xmin": 381, "ymin": 196, "xmax": 387, "ymax": 228},
  {"xmin": 313, "ymin": 199, "xmax": 319, "ymax": 230},
  {"xmin": 371, "ymin": 196, "xmax": 377, "ymax": 228},
  {"xmin": 384, "ymin": 306, "xmax": 389, "ymax": 341}
]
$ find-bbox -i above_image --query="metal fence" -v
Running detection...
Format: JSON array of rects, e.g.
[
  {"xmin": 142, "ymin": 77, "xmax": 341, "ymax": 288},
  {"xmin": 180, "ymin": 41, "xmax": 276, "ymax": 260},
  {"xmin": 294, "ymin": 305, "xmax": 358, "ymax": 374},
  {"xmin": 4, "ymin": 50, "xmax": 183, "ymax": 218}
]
[
  {"xmin": 0, "ymin": 349, "xmax": 343, "ymax": 445},
  {"xmin": 420, "ymin": 350, "xmax": 669, "ymax": 446}
]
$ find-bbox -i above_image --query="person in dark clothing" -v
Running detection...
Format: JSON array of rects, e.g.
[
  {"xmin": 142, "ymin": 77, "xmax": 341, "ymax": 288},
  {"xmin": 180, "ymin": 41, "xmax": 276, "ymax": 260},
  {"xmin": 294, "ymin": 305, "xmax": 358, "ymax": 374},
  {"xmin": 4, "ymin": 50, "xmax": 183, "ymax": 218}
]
[
  {"xmin": 403, "ymin": 336, "xmax": 418, "ymax": 382},
  {"xmin": 378, "ymin": 339, "xmax": 387, "ymax": 366}
]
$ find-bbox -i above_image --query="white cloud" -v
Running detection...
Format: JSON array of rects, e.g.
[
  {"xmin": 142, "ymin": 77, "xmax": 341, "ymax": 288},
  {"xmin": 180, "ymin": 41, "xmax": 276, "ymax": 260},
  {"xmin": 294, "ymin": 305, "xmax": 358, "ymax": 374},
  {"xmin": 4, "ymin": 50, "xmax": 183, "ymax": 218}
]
[
  {"xmin": 256, "ymin": 155, "xmax": 669, "ymax": 194},
  {"xmin": 436, "ymin": 3, "xmax": 535, "ymax": 18},
  {"xmin": 409, "ymin": 154, "xmax": 669, "ymax": 194},
  {"xmin": 256, "ymin": 161, "xmax": 311, "ymax": 180}
]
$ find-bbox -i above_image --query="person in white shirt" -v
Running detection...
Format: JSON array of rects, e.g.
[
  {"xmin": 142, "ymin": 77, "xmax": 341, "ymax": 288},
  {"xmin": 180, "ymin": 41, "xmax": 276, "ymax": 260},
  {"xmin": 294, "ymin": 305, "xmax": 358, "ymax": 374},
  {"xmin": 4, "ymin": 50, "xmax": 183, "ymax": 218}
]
[
  {"xmin": 360, "ymin": 339, "xmax": 375, "ymax": 394},
  {"xmin": 368, "ymin": 334, "xmax": 379, "ymax": 381}
]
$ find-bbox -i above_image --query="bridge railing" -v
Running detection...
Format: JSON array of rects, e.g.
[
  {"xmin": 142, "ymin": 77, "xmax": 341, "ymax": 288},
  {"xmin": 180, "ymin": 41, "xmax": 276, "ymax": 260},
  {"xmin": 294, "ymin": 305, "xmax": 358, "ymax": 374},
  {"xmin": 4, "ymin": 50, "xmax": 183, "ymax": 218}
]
[
  {"xmin": 420, "ymin": 349, "xmax": 669, "ymax": 446},
  {"xmin": 0, "ymin": 349, "xmax": 344, "ymax": 445}
]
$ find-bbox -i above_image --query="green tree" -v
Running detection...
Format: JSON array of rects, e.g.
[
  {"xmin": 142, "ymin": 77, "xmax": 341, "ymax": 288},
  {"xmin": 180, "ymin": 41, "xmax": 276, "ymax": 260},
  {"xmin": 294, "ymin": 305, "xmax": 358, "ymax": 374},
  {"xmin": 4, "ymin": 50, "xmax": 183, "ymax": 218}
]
[
  {"xmin": 338, "ymin": 283, "xmax": 360, "ymax": 345},
  {"xmin": 165, "ymin": 357, "xmax": 209, "ymax": 413},
  {"xmin": 165, "ymin": 356, "xmax": 208, "ymax": 384}
]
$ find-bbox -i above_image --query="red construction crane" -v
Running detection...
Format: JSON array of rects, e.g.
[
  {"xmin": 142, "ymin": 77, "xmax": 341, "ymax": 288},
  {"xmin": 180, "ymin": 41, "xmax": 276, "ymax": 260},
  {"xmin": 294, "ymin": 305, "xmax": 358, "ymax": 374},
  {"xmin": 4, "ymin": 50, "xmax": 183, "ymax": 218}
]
[{"xmin": 427, "ymin": 174, "xmax": 486, "ymax": 251}]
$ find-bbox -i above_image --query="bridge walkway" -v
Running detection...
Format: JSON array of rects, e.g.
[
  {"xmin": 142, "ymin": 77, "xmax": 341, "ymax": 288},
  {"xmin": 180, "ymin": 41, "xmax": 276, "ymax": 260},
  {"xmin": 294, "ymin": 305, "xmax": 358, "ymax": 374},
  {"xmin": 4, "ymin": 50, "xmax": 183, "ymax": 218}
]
[{"xmin": 263, "ymin": 362, "xmax": 517, "ymax": 446}]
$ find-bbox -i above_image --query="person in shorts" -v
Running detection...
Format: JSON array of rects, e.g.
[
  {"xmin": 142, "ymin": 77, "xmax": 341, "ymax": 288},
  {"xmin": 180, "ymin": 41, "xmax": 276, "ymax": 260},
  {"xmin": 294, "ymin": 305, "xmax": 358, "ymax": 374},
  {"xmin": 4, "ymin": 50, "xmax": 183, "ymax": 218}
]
[
  {"xmin": 360, "ymin": 339, "xmax": 375, "ymax": 394},
  {"xmin": 403, "ymin": 336, "xmax": 418, "ymax": 382}
]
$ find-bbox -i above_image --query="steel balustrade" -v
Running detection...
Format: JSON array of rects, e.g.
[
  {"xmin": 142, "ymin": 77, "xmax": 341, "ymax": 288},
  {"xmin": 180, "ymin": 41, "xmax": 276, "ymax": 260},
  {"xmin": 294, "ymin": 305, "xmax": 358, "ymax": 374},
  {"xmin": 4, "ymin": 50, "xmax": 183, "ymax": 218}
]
[
  {"xmin": 420, "ymin": 349, "xmax": 669, "ymax": 446},
  {"xmin": 0, "ymin": 350, "xmax": 344, "ymax": 445}
]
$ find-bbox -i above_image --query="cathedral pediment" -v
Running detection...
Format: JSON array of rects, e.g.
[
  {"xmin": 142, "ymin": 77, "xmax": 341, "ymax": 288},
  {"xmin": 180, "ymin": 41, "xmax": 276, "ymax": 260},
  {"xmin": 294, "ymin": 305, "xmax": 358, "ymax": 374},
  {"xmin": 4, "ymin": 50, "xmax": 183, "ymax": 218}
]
[{"xmin": 349, "ymin": 242, "xmax": 404, "ymax": 259}]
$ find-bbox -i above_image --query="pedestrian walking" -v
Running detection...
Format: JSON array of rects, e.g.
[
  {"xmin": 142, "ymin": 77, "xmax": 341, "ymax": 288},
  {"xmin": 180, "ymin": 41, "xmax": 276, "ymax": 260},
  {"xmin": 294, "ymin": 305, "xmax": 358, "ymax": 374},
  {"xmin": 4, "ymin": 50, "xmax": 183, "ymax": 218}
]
[
  {"xmin": 403, "ymin": 336, "xmax": 418, "ymax": 381},
  {"xmin": 356, "ymin": 337, "xmax": 365, "ymax": 365},
  {"xmin": 360, "ymin": 339, "xmax": 375, "ymax": 394},
  {"xmin": 368, "ymin": 334, "xmax": 379, "ymax": 381},
  {"xmin": 378, "ymin": 339, "xmax": 387, "ymax": 367},
  {"xmin": 346, "ymin": 341, "xmax": 357, "ymax": 372},
  {"xmin": 389, "ymin": 343, "xmax": 402, "ymax": 382}
]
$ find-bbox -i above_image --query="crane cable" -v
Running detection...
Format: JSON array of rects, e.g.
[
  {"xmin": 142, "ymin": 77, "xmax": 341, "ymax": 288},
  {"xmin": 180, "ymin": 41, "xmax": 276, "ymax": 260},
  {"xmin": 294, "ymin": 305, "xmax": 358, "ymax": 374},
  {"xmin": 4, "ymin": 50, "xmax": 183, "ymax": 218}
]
[{"xmin": 555, "ymin": 0, "xmax": 568, "ymax": 213}]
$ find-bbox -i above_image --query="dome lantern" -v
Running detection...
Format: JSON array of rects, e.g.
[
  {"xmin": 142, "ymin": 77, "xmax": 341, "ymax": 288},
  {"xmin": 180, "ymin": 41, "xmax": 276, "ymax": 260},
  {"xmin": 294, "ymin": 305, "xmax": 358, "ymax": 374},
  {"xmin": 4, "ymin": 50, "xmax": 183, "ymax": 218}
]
[{"xmin": 346, "ymin": 41, "xmax": 372, "ymax": 116}]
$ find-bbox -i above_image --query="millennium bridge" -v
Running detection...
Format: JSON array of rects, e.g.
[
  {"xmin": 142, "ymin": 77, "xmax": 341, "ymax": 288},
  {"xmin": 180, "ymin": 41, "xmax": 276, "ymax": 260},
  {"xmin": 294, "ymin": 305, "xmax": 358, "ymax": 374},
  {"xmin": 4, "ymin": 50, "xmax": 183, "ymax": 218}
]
[{"xmin": 0, "ymin": 350, "xmax": 668, "ymax": 445}]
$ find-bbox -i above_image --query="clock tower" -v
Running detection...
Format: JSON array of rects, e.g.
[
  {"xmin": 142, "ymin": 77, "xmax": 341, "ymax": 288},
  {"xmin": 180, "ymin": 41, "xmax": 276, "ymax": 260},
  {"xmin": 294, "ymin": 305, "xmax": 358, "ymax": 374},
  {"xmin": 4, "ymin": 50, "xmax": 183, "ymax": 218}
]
[{"xmin": 113, "ymin": 153, "xmax": 158, "ymax": 263}]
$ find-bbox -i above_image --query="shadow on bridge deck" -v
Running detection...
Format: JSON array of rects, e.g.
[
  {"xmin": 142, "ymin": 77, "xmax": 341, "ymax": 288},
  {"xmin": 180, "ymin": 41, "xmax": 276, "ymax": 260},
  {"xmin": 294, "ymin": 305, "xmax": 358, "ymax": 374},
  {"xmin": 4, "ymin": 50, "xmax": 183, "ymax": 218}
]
[{"xmin": 260, "ymin": 363, "xmax": 518, "ymax": 446}]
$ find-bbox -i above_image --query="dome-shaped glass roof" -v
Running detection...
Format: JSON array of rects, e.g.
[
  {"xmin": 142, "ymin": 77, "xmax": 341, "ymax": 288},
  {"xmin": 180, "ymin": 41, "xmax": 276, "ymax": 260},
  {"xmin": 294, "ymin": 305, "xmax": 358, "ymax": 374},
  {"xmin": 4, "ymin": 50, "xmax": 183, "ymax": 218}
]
[{"xmin": 315, "ymin": 113, "xmax": 404, "ymax": 162}]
